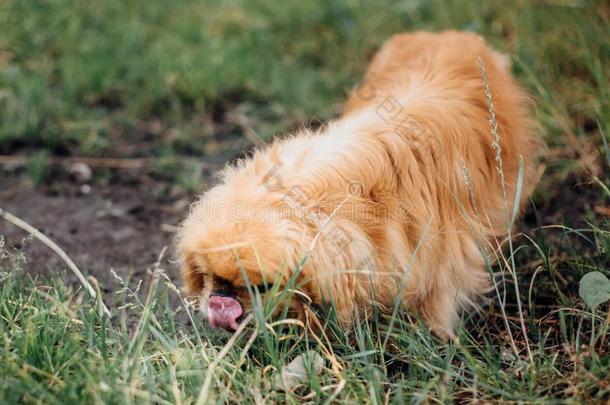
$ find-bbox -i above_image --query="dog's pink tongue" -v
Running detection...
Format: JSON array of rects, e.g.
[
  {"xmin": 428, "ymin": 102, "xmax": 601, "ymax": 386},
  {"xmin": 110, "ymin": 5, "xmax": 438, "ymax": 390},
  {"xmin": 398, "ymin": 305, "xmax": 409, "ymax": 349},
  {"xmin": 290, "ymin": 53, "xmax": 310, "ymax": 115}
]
[{"xmin": 207, "ymin": 296, "xmax": 243, "ymax": 331}]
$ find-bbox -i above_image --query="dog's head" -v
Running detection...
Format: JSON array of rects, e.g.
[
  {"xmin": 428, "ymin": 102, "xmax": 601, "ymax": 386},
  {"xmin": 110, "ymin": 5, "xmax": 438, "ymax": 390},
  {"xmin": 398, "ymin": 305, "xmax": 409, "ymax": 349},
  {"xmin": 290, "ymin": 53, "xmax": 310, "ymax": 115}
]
[
  {"xmin": 176, "ymin": 182, "xmax": 311, "ymax": 330},
  {"xmin": 176, "ymin": 190, "xmax": 378, "ymax": 330}
]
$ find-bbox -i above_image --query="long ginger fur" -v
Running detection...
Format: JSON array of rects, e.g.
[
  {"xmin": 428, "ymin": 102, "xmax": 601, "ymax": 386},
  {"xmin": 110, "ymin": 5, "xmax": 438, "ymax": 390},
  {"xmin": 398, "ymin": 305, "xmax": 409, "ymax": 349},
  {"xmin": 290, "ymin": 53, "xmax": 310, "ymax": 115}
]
[{"xmin": 177, "ymin": 31, "xmax": 542, "ymax": 338}]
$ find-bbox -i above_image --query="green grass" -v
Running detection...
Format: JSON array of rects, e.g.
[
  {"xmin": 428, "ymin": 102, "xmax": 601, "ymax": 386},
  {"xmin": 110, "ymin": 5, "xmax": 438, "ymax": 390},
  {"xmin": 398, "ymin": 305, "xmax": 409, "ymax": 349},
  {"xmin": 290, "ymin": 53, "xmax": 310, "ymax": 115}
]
[
  {"xmin": 1, "ymin": 0, "xmax": 609, "ymax": 403},
  {"xmin": 0, "ymin": 0, "xmax": 607, "ymax": 158}
]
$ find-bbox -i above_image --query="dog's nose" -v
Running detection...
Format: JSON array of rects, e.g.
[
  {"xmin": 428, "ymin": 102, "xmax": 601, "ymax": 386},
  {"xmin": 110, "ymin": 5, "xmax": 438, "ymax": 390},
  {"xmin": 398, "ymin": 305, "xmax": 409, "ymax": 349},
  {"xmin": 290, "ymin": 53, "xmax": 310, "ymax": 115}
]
[{"xmin": 207, "ymin": 295, "xmax": 243, "ymax": 331}]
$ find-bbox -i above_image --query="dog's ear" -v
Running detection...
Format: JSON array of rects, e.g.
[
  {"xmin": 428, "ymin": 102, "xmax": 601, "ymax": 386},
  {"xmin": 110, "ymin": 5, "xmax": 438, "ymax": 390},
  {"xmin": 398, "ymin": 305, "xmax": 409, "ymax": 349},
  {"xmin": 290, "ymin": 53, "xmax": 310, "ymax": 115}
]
[{"xmin": 296, "ymin": 219, "xmax": 378, "ymax": 327}]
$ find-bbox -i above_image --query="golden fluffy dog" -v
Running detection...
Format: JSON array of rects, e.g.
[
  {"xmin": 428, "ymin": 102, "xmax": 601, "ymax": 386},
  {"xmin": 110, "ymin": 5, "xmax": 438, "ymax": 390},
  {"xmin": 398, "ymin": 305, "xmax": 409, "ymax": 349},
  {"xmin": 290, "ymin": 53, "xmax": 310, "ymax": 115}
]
[{"xmin": 177, "ymin": 31, "xmax": 541, "ymax": 338}]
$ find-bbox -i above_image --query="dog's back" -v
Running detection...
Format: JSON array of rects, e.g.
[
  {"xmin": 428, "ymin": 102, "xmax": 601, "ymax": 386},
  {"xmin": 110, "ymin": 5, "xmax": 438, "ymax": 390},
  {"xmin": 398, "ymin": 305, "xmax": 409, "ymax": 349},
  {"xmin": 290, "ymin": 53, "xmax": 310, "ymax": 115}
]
[{"xmin": 345, "ymin": 31, "xmax": 541, "ymax": 236}]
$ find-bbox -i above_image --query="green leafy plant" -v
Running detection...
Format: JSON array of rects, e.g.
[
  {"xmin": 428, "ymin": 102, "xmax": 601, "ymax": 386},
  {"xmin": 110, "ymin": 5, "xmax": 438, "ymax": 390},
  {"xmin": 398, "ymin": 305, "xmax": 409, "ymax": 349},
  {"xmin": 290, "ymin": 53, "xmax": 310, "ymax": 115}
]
[{"xmin": 579, "ymin": 271, "xmax": 610, "ymax": 310}]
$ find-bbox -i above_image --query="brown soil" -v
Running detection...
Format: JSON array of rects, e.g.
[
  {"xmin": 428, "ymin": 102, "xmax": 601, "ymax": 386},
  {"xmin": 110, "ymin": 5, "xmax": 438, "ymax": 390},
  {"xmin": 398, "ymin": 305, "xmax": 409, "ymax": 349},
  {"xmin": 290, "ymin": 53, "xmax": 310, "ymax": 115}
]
[{"xmin": 0, "ymin": 167, "xmax": 212, "ymax": 295}]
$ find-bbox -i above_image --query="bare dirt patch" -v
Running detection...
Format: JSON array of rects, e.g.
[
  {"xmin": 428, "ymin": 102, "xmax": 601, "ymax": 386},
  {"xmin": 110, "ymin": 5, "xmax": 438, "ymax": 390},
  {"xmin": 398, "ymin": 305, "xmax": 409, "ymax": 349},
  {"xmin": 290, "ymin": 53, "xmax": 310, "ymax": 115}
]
[{"xmin": 0, "ymin": 167, "xmax": 209, "ymax": 294}]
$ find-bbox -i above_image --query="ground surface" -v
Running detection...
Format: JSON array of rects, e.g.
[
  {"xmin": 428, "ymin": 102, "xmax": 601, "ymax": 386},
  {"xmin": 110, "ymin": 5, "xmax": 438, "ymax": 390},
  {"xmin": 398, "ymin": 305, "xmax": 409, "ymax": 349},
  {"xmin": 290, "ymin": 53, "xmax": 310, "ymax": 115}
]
[
  {"xmin": 1, "ymin": 0, "xmax": 609, "ymax": 403},
  {"xmin": 0, "ymin": 170, "xmax": 188, "ymax": 289}
]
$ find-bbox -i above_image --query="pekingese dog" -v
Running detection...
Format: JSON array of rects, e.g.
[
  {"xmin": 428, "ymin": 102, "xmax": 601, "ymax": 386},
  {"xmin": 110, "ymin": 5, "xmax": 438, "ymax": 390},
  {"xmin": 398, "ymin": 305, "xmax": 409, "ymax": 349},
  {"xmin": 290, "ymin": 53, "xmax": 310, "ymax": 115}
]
[{"xmin": 176, "ymin": 31, "xmax": 542, "ymax": 338}]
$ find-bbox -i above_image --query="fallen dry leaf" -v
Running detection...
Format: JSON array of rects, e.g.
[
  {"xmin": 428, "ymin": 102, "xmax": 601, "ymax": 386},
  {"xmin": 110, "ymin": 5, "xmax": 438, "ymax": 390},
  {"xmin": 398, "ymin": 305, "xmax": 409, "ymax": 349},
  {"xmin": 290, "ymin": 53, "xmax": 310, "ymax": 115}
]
[{"xmin": 276, "ymin": 350, "xmax": 325, "ymax": 390}]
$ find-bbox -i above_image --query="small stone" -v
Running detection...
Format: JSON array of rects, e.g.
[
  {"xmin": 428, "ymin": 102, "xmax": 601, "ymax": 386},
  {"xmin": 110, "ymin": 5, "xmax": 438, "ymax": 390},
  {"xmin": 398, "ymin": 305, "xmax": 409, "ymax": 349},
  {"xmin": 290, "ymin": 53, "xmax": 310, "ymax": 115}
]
[{"xmin": 69, "ymin": 162, "xmax": 93, "ymax": 182}]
